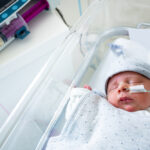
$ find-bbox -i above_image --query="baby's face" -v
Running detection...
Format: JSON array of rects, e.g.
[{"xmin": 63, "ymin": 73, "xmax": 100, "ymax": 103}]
[{"xmin": 107, "ymin": 71, "xmax": 150, "ymax": 112}]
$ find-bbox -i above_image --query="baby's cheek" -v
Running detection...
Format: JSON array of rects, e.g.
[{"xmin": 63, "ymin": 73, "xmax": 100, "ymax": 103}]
[
  {"xmin": 107, "ymin": 93, "xmax": 111, "ymax": 101},
  {"xmin": 131, "ymin": 94, "xmax": 146, "ymax": 102},
  {"xmin": 107, "ymin": 92, "xmax": 115, "ymax": 100},
  {"xmin": 142, "ymin": 94, "xmax": 150, "ymax": 106},
  {"xmin": 107, "ymin": 93, "xmax": 115, "ymax": 103}
]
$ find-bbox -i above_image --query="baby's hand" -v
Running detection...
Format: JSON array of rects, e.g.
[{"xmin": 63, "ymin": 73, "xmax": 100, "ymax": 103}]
[{"xmin": 83, "ymin": 84, "xmax": 92, "ymax": 90}]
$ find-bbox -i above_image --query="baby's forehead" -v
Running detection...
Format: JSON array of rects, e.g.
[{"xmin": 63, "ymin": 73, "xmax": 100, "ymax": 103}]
[{"xmin": 108, "ymin": 71, "xmax": 144, "ymax": 84}]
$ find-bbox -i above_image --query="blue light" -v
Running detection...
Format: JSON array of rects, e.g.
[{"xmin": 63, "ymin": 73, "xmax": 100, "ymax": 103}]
[
  {"xmin": 12, "ymin": 5, "xmax": 18, "ymax": 10},
  {"xmin": 1, "ymin": 13, "xmax": 8, "ymax": 19},
  {"xmin": 21, "ymin": 0, "xmax": 27, "ymax": 2}
]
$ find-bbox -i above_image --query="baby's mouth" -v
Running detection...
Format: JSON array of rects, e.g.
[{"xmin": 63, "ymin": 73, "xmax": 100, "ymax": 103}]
[{"xmin": 119, "ymin": 97, "xmax": 133, "ymax": 103}]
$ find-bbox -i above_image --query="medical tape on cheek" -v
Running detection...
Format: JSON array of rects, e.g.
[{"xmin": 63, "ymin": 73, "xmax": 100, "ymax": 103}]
[{"xmin": 128, "ymin": 85, "xmax": 147, "ymax": 93}]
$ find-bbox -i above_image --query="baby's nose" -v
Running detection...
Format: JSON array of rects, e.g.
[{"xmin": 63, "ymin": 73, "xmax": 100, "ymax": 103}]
[{"xmin": 117, "ymin": 82, "xmax": 129, "ymax": 93}]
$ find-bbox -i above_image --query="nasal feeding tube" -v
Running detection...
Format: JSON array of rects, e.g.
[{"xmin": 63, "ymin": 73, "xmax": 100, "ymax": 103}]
[{"xmin": 83, "ymin": 84, "xmax": 150, "ymax": 96}]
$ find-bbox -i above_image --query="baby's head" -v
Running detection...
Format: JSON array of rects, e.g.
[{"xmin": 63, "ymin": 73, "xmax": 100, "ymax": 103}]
[
  {"xmin": 104, "ymin": 38, "xmax": 150, "ymax": 112},
  {"xmin": 106, "ymin": 71, "xmax": 150, "ymax": 112}
]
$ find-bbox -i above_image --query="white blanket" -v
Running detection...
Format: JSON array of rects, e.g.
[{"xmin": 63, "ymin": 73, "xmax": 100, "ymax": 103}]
[{"xmin": 46, "ymin": 88, "xmax": 150, "ymax": 150}]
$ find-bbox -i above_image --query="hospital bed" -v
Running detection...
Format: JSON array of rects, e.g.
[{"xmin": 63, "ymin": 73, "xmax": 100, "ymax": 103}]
[{"xmin": 1, "ymin": 0, "xmax": 150, "ymax": 149}]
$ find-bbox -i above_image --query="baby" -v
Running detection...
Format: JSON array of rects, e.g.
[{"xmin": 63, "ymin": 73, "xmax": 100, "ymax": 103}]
[
  {"xmin": 106, "ymin": 71, "xmax": 150, "ymax": 112},
  {"xmin": 46, "ymin": 38, "xmax": 150, "ymax": 150},
  {"xmin": 103, "ymin": 38, "xmax": 150, "ymax": 112}
]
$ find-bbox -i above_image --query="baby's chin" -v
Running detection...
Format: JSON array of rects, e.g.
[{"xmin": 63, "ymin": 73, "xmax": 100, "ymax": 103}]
[{"xmin": 121, "ymin": 105, "xmax": 137, "ymax": 112}]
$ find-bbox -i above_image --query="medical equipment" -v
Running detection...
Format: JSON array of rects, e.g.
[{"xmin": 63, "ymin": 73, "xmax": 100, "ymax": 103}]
[
  {"xmin": 129, "ymin": 85, "xmax": 149, "ymax": 93},
  {"xmin": 0, "ymin": 0, "xmax": 52, "ymax": 52},
  {"xmin": 0, "ymin": 0, "xmax": 30, "ymax": 24},
  {"xmin": 1, "ymin": 0, "xmax": 150, "ymax": 150},
  {"xmin": 0, "ymin": 0, "xmax": 31, "ymax": 51}
]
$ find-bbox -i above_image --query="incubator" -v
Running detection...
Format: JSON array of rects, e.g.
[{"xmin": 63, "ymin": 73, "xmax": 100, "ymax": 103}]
[{"xmin": 1, "ymin": 0, "xmax": 150, "ymax": 150}]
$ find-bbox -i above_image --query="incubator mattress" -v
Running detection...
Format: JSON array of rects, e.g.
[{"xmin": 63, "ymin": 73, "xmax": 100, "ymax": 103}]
[{"xmin": 46, "ymin": 88, "xmax": 150, "ymax": 150}]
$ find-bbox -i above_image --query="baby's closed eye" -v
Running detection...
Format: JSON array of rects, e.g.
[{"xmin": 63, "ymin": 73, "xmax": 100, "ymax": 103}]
[{"xmin": 128, "ymin": 80, "xmax": 143, "ymax": 85}]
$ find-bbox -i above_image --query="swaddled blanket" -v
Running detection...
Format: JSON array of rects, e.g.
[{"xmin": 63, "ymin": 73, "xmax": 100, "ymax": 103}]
[{"xmin": 46, "ymin": 88, "xmax": 150, "ymax": 150}]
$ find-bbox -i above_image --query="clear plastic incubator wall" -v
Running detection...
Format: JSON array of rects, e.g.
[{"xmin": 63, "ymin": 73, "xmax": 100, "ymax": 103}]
[{"xmin": 1, "ymin": 0, "xmax": 150, "ymax": 150}]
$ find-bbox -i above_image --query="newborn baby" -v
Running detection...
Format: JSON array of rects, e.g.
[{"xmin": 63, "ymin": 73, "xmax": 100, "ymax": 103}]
[
  {"xmin": 46, "ymin": 38, "xmax": 150, "ymax": 150},
  {"xmin": 107, "ymin": 71, "xmax": 150, "ymax": 112}
]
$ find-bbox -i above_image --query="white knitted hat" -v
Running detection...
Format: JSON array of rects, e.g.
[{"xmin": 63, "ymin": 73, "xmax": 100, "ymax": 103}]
[{"xmin": 103, "ymin": 38, "xmax": 150, "ymax": 95}]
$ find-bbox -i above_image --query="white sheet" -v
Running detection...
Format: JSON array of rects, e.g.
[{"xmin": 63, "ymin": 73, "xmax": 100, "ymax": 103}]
[{"xmin": 46, "ymin": 88, "xmax": 150, "ymax": 150}]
